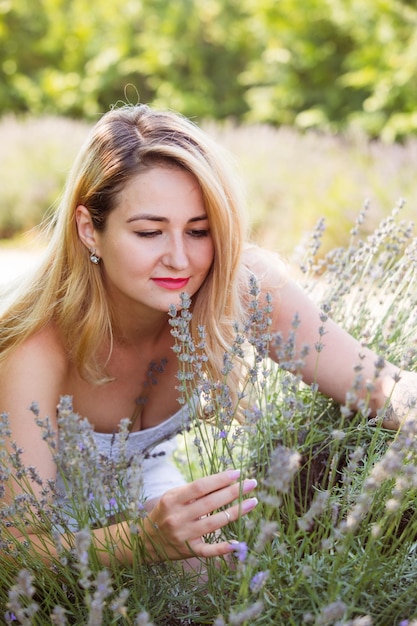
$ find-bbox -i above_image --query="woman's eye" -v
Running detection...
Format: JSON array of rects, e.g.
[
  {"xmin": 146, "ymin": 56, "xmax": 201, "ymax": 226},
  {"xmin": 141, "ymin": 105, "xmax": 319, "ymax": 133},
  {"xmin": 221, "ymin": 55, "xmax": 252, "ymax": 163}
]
[
  {"xmin": 135, "ymin": 231, "xmax": 161, "ymax": 238},
  {"xmin": 188, "ymin": 229, "xmax": 210, "ymax": 238}
]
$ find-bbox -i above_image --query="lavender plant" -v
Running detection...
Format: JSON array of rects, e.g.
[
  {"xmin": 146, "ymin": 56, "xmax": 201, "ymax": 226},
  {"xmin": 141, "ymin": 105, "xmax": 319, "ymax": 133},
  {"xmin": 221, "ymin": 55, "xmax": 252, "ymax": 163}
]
[{"xmin": 1, "ymin": 204, "xmax": 417, "ymax": 624}]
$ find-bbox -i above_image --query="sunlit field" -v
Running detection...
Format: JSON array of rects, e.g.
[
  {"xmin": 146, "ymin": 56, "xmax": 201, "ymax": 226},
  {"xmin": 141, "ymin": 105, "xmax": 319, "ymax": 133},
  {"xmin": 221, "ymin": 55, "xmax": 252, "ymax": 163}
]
[{"xmin": 1, "ymin": 115, "xmax": 417, "ymax": 259}]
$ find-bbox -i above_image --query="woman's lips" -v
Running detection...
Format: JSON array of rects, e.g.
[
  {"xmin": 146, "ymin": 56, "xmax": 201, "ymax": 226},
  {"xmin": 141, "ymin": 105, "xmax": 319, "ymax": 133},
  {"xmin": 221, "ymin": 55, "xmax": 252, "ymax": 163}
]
[{"xmin": 152, "ymin": 277, "xmax": 190, "ymax": 290}]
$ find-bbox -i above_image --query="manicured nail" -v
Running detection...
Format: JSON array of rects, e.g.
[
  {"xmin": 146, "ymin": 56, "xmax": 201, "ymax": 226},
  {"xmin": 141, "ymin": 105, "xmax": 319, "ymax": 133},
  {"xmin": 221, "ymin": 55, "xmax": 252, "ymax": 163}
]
[
  {"xmin": 242, "ymin": 478, "xmax": 257, "ymax": 493},
  {"xmin": 241, "ymin": 497, "xmax": 258, "ymax": 513},
  {"xmin": 227, "ymin": 469, "xmax": 241, "ymax": 480}
]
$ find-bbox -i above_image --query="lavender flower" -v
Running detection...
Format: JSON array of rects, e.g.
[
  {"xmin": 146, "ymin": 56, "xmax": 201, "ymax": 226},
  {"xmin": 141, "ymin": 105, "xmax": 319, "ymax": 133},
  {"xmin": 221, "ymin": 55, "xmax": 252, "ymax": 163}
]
[
  {"xmin": 110, "ymin": 588, "xmax": 130, "ymax": 618},
  {"xmin": 134, "ymin": 611, "xmax": 156, "ymax": 626},
  {"xmin": 50, "ymin": 605, "xmax": 68, "ymax": 625},
  {"xmin": 228, "ymin": 601, "xmax": 264, "ymax": 625},
  {"xmin": 315, "ymin": 600, "xmax": 346, "ymax": 625},
  {"xmin": 74, "ymin": 527, "xmax": 92, "ymax": 589},
  {"xmin": 249, "ymin": 570, "xmax": 269, "ymax": 593},
  {"xmin": 6, "ymin": 570, "xmax": 39, "ymax": 625},
  {"xmin": 263, "ymin": 445, "xmax": 301, "ymax": 494},
  {"xmin": 87, "ymin": 570, "xmax": 113, "ymax": 626},
  {"xmin": 231, "ymin": 541, "xmax": 248, "ymax": 562},
  {"xmin": 297, "ymin": 490, "xmax": 330, "ymax": 532},
  {"xmin": 253, "ymin": 520, "xmax": 279, "ymax": 552}
]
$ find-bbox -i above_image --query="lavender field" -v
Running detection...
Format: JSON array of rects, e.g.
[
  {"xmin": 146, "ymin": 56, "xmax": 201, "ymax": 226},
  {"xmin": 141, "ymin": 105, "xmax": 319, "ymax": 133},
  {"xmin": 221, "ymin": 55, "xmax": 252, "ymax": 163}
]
[{"xmin": 2, "ymin": 116, "xmax": 417, "ymax": 625}]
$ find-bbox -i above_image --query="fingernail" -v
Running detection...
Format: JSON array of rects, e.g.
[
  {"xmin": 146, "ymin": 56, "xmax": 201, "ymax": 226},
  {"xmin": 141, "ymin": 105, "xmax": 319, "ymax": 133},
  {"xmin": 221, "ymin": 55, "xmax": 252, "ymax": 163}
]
[
  {"xmin": 242, "ymin": 478, "xmax": 257, "ymax": 493},
  {"xmin": 241, "ymin": 497, "xmax": 258, "ymax": 513},
  {"xmin": 227, "ymin": 469, "xmax": 241, "ymax": 480}
]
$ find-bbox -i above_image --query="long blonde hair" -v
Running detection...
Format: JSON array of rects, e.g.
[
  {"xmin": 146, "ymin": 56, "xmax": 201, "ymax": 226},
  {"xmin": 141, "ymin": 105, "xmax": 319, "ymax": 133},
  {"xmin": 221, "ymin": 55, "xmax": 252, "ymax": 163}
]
[{"xmin": 0, "ymin": 105, "xmax": 250, "ymax": 391}]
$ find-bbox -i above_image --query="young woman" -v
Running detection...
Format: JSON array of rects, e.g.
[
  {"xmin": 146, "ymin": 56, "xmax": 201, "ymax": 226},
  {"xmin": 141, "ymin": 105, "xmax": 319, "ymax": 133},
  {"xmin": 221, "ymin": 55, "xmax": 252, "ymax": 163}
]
[{"xmin": 1, "ymin": 104, "xmax": 415, "ymax": 567}]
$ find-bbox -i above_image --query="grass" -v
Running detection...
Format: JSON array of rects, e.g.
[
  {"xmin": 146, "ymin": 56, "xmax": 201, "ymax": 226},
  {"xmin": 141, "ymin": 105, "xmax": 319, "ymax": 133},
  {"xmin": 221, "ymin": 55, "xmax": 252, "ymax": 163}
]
[{"xmin": 1, "ymin": 205, "xmax": 417, "ymax": 624}]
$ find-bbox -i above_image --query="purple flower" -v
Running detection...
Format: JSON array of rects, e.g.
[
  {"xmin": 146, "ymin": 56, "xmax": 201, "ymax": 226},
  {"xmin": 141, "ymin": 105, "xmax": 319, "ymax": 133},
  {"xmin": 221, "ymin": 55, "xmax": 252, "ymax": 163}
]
[
  {"xmin": 250, "ymin": 570, "xmax": 269, "ymax": 593},
  {"xmin": 108, "ymin": 497, "xmax": 117, "ymax": 509},
  {"xmin": 232, "ymin": 541, "xmax": 248, "ymax": 562}
]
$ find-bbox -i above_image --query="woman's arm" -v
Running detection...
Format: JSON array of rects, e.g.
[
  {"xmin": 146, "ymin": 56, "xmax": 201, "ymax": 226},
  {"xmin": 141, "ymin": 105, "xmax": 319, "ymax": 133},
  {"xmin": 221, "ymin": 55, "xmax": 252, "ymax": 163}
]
[
  {"xmin": 8, "ymin": 469, "xmax": 256, "ymax": 566},
  {"xmin": 0, "ymin": 328, "xmax": 257, "ymax": 566},
  {"xmin": 251, "ymin": 252, "xmax": 417, "ymax": 429},
  {"xmin": 270, "ymin": 280, "xmax": 397, "ymax": 402},
  {"xmin": 108, "ymin": 470, "xmax": 257, "ymax": 564}
]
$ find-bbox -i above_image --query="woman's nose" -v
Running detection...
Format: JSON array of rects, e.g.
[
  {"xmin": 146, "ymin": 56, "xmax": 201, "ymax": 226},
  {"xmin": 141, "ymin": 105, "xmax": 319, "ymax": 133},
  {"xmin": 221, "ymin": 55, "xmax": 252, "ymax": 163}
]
[{"xmin": 162, "ymin": 236, "xmax": 188, "ymax": 270}]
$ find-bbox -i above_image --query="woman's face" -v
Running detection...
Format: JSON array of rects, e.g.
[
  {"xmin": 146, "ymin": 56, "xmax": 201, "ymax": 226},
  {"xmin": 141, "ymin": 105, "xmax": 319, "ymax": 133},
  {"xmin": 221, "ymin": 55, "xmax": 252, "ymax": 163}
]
[{"xmin": 91, "ymin": 165, "xmax": 214, "ymax": 317}]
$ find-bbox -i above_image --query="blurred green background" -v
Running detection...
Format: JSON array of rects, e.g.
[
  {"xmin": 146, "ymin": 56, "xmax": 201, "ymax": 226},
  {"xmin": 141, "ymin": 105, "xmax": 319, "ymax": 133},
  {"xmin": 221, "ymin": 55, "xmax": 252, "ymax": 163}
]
[{"xmin": 1, "ymin": 0, "xmax": 417, "ymax": 257}]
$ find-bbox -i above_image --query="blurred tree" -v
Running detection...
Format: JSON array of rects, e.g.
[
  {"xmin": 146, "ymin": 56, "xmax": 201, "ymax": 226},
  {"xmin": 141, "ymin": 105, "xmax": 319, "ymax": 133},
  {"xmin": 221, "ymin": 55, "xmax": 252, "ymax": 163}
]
[
  {"xmin": 333, "ymin": 0, "xmax": 417, "ymax": 141},
  {"xmin": 0, "ymin": 0, "xmax": 256, "ymax": 120},
  {"xmin": 130, "ymin": 0, "xmax": 257, "ymax": 119},
  {"xmin": 243, "ymin": 0, "xmax": 417, "ymax": 140},
  {"xmin": 1, "ymin": 0, "xmax": 417, "ymax": 139}
]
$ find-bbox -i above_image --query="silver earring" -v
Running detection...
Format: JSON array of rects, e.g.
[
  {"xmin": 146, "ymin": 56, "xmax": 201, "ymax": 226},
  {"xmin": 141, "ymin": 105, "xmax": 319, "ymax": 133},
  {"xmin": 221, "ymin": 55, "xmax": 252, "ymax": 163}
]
[{"xmin": 89, "ymin": 249, "xmax": 100, "ymax": 265}]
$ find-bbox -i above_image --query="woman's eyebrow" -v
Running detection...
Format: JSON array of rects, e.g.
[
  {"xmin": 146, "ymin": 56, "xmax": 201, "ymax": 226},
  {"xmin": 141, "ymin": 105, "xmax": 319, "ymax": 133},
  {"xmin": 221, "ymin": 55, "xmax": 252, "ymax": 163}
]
[
  {"xmin": 126, "ymin": 213, "xmax": 208, "ymax": 224},
  {"xmin": 126, "ymin": 213, "xmax": 166, "ymax": 223},
  {"xmin": 188, "ymin": 214, "xmax": 209, "ymax": 223}
]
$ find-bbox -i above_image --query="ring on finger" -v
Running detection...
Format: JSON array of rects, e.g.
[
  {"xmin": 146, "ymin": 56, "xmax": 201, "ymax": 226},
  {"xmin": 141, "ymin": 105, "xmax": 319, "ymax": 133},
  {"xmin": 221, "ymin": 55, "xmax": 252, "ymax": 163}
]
[{"xmin": 223, "ymin": 510, "xmax": 231, "ymax": 523}]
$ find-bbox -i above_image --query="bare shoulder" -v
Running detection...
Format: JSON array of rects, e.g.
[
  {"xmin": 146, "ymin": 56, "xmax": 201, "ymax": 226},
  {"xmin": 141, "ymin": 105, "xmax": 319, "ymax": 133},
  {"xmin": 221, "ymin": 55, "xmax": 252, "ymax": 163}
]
[
  {"xmin": 241, "ymin": 243, "xmax": 289, "ymax": 289},
  {"xmin": 3, "ymin": 323, "xmax": 66, "ymax": 372},
  {"xmin": 0, "ymin": 324, "xmax": 69, "ymax": 503},
  {"xmin": 0, "ymin": 323, "xmax": 68, "ymax": 420},
  {"xmin": 240, "ymin": 244, "xmax": 290, "ymax": 317}
]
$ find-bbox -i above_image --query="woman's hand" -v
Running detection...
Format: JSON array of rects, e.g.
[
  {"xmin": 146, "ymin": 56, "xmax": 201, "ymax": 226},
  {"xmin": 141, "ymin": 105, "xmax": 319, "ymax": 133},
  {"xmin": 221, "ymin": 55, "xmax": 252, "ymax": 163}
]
[
  {"xmin": 379, "ymin": 370, "xmax": 417, "ymax": 429},
  {"xmin": 140, "ymin": 469, "xmax": 257, "ymax": 562}
]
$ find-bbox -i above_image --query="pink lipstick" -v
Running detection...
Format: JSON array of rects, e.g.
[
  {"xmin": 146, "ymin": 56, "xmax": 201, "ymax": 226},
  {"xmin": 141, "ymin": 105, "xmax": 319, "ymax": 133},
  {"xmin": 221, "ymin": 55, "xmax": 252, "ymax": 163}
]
[{"xmin": 152, "ymin": 277, "xmax": 190, "ymax": 290}]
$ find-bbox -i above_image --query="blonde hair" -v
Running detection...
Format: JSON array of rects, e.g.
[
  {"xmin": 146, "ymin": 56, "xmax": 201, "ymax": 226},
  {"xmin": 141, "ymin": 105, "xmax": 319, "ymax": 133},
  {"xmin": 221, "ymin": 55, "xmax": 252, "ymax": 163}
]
[{"xmin": 0, "ymin": 104, "xmax": 250, "ymax": 395}]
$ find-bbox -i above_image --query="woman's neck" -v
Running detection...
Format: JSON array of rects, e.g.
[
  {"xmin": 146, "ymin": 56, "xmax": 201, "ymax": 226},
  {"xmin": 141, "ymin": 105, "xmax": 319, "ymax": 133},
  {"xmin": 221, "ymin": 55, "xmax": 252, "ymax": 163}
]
[{"xmin": 111, "ymin": 309, "xmax": 170, "ymax": 347}]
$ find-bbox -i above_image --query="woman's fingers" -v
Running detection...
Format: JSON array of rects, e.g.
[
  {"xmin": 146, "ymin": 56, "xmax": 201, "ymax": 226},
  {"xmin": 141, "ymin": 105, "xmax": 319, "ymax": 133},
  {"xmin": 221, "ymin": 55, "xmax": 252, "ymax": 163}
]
[
  {"xmin": 188, "ymin": 537, "xmax": 243, "ymax": 559},
  {"xmin": 185, "ymin": 477, "xmax": 258, "ymax": 521},
  {"xmin": 196, "ymin": 497, "xmax": 258, "ymax": 537},
  {"xmin": 173, "ymin": 468, "xmax": 243, "ymax": 505},
  {"xmin": 166, "ymin": 469, "xmax": 258, "ymax": 521},
  {"xmin": 142, "ymin": 470, "xmax": 258, "ymax": 562},
  {"xmin": 157, "ymin": 471, "xmax": 258, "ymax": 533}
]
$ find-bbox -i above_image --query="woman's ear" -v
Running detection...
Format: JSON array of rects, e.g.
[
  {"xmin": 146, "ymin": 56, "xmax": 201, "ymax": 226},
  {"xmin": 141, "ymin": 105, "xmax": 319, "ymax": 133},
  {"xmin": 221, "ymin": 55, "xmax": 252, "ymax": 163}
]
[{"xmin": 75, "ymin": 205, "xmax": 100, "ymax": 254}]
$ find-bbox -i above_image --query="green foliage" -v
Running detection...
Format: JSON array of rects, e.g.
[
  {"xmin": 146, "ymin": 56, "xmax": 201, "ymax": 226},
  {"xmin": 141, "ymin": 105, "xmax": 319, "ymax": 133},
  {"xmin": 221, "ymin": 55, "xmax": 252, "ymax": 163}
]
[
  {"xmin": 243, "ymin": 0, "xmax": 417, "ymax": 140},
  {"xmin": 1, "ymin": 0, "xmax": 417, "ymax": 138},
  {"xmin": 0, "ymin": 0, "xmax": 255, "ymax": 121}
]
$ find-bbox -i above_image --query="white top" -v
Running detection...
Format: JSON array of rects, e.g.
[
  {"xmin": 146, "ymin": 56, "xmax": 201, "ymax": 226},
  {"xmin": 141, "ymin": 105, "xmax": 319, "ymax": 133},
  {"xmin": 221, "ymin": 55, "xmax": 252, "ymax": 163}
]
[
  {"xmin": 91, "ymin": 402, "xmax": 191, "ymax": 457},
  {"xmin": 54, "ymin": 404, "xmax": 191, "ymax": 530}
]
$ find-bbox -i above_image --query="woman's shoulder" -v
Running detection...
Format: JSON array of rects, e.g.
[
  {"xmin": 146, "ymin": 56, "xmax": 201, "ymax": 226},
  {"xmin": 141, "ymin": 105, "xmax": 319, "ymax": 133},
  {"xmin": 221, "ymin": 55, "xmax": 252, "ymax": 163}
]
[
  {"xmin": 2, "ymin": 322, "xmax": 67, "ymax": 376},
  {"xmin": 240, "ymin": 243, "xmax": 289, "ymax": 291},
  {"xmin": 0, "ymin": 323, "xmax": 69, "ymax": 424}
]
